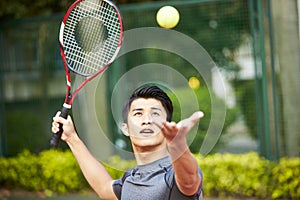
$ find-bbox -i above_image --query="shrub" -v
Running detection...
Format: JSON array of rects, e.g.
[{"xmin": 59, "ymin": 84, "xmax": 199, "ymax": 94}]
[
  {"xmin": 0, "ymin": 150, "xmax": 41, "ymax": 190},
  {"xmin": 0, "ymin": 149, "xmax": 88, "ymax": 194},
  {"xmin": 0, "ymin": 150, "xmax": 299, "ymax": 199},
  {"xmin": 197, "ymin": 152, "xmax": 272, "ymax": 198},
  {"xmin": 38, "ymin": 149, "xmax": 88, "ymax": 193},
  {"xmin": 271, "ymin": 157, "xmax": 300, "ymax": 199}
]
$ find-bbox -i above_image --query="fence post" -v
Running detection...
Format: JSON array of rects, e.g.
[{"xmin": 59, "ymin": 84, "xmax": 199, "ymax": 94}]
[
  {"xmin": 249, "ymin": 0, "xmax": 280, "ymax": 160},
  {"xmin": 0, "ymin": 69, "xmax": 7, "ymax": 157}
]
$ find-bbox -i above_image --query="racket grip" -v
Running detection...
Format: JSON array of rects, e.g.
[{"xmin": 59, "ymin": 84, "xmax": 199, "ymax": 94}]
[{"xmin": 50, "ymin": 105, "xmax": 71, "ymax": 148}]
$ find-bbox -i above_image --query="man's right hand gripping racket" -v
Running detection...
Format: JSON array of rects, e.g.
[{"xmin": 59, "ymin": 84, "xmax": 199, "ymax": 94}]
[{"xmin": 50, "ymin": 0, "xmax": 123, "ymax": 148}]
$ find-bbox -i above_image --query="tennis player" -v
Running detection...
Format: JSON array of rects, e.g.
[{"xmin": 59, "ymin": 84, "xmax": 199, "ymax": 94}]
[{"xmin": 52, "ymin": 85, "xmax": 204, "ymax": 200}]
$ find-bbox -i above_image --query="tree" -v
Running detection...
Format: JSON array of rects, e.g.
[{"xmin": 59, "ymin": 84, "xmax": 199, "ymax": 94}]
[{"xmin": 0, "ymin": 0, "xmax": 162, "ymax": 20}]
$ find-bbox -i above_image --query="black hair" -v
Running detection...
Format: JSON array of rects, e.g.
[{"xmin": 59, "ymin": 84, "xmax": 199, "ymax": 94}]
[{"xmin": 122, "ymin": 85, "xmax": 173, "ymax": 123}]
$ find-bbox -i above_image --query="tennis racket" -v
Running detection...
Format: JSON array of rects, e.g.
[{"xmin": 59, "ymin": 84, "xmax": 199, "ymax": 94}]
[{"xmin": 50, "ymin": 0, "xmax": 123, "ymax": 148}]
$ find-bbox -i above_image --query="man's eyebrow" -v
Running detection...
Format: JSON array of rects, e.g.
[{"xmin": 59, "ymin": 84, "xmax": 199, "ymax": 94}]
[
  {"xmin": 132, "ymin": 107, "xmax": 162, "ymax": 111},
  {"xmin": 132, "ymin": 108, "xmax": 143, "ymax": 112},
  {"xmin": 150, "ymin": 107, "xmax": 162, "ymax": 111}
]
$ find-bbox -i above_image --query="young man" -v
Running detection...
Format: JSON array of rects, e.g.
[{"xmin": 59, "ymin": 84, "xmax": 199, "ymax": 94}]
[{"xmin": 52, "ymin": 85, "xmax": 204, "ymax": 200}]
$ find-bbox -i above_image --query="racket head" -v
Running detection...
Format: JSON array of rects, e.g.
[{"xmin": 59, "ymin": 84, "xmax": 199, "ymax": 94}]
[{"xmin": 59, "ymin": 0, "xmax": 123, "ymax": 77}]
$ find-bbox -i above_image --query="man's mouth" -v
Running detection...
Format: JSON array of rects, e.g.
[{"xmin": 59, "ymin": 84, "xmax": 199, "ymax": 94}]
[{"xmin": 140, "ymin": 129, "xmax": 154, "ymax": 136}]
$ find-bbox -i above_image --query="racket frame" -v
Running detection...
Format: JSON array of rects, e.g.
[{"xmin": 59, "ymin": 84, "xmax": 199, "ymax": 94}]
[{"xmin": 50, "ymin": 0, "xmax": 123, "ymax": 147}]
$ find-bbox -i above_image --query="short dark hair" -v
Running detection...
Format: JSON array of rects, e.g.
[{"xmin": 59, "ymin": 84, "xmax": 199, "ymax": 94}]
[{"xmin": 122, "ymin": 85, "xmax": 173, "ymax": 123}]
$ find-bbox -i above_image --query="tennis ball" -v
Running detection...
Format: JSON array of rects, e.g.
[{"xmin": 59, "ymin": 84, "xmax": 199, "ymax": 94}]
[
  {"xmin": 156, "ymin": 6, "xmax": 180, "ymax": 29},
  {"xmin": 188, "ymin": 77, "xmax": 200, "ymax": 90}
]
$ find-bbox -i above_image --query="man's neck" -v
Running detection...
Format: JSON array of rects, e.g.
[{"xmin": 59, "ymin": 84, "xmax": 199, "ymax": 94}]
[{"xmin": 134, "ymin": 147, "xmax": 169, "ymax": 165}]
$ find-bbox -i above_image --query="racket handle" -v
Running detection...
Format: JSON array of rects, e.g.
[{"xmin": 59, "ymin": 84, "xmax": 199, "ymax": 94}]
[{"xmin": 50, "ymin": 105, "xmax": 71, "ymax": 148}]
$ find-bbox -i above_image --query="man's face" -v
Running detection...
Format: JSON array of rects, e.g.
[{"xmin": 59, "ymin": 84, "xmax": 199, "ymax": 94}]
[{"xmin": 122, "ymin": 98, "xmax": 168, "ymax": 150}]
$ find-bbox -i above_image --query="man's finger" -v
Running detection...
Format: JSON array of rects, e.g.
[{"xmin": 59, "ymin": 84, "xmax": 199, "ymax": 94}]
[
  {"xmin": 55, "ymin": 111, "xmax": 61, "ymax": 117},
  {"xmin": 53, "ymin": 115, "xmax": 68, "ymax": 125},
  {"xmin": 189, "ymin": 111, "xmax": 204, "ymax": 122},
  {"xmin": 178, "ymin": 111, "xmax": 204, "ymax": 127}
]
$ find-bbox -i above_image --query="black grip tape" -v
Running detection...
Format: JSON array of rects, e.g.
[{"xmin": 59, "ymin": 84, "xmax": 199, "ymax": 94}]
[{"xmin": 50, "ymin": 105, "xmax": 71, "ymax": 148}]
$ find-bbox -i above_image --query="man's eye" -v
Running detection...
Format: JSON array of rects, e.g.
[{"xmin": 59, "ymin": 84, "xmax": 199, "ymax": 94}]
[
  {"xmin": 133, "ymin": 112, "xmax": 142, "ymax": 116},
  {"xmin": 152, "ymin": 112, "xmax": 160, "ymax": 116}
]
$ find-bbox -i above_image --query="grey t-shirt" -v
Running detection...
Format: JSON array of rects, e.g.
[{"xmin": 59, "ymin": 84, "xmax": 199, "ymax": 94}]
[{"xmin": 112, "ymin": 156, "xmax": 203, "ymax": 200}]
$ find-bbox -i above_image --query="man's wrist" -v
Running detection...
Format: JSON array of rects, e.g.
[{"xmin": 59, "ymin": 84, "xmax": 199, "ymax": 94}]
[
  {"xmin": 65, "ymin": 133, "xmax": 81, "ymax": 146},
  {"xmin": 167, "ymin": 137, "xmax": 189, "ymax": 156}
]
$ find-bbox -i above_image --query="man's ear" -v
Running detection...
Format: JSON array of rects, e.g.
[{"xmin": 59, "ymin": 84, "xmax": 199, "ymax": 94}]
[{"xmin": 121, "ymin": 123, "xmax": 129, "ymax": 136}]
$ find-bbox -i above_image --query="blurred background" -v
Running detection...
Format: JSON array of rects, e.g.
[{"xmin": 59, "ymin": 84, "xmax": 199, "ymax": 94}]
[{"xmin": 0, "ymin": 0, "xmax": 299, "ymax": 161}]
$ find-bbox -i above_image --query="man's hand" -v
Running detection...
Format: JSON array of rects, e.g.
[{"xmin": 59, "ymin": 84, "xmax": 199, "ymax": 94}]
[
  {"xmin": 51, "ymin": 111, "xmax": 77, "ymax": 142},
  {"xmin": 160, "ymin": 111, "xmax": 204, "ymax": 145}
]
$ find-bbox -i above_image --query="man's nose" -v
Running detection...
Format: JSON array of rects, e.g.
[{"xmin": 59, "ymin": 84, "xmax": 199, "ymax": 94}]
[{"xmin": 142, "ymin": 114, "xmax": 152, "ymax": 125}]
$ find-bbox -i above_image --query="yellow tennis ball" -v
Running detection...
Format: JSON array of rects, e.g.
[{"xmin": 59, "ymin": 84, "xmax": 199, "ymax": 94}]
[
  {"xmin": 188, "ymin": 77, "xmax": 201, "ymax": 90},
  {"xmin": 156, "ymin": 6, "xmax": 180, "ymax": 29}
]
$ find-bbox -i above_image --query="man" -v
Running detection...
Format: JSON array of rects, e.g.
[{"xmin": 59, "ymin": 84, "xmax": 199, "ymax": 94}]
[{"xmin": 52, "ymin": 85, "xmax": 204, "ymax": 200}]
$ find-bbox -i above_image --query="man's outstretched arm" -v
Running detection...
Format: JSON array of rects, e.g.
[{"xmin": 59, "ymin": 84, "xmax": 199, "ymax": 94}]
[{"xmin": 161, "ymin": 111, "xmax": 203, "ymax": 196}]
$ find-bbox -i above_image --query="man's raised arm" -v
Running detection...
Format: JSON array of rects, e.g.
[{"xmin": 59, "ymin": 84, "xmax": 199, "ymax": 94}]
[
  {"xmin": 52, "ymin": 112, "xmax": 117, "ymax": 200},
  {"xmin": 161, "ymin": 111, "xmax": 203, "ymax": 196}
]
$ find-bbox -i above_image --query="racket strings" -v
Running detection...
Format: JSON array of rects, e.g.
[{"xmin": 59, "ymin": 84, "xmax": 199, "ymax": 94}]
[{"xmin": 63, "ymin": 0, "xmax": 121, "ymax": 76}]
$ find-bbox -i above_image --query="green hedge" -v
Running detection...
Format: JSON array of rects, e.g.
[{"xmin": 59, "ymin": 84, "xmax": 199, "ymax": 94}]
[
  {"xmin": 0, "ymin": 150, "xmax": 299, "ymax": 199},
  {"xmin": 0, "ymin": 150, "xmax": 89, "ymax": 195},
  {"xmin": 196, "ymin": 152, "xmax": 300, "ymax": 199}
]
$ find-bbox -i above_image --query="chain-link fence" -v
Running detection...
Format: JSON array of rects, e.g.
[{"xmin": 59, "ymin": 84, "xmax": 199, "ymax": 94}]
[{"xmin": 0, "ymin": 0, "xmax": 298, "ymax": 159}]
